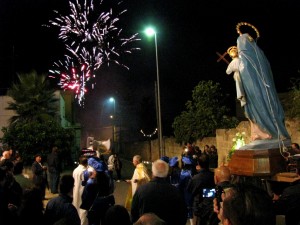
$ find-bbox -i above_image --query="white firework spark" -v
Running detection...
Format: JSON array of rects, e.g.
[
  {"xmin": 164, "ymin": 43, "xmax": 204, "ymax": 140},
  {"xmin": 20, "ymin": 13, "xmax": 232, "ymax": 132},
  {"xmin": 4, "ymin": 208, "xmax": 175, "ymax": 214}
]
[{"xmin": 48, "ymin": 0, "xmax": 140, "ymax": 105}]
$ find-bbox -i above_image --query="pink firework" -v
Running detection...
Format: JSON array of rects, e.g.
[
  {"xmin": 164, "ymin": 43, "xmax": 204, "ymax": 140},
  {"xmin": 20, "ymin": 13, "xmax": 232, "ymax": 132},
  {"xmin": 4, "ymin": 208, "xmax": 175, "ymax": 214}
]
[{"xmin": 49, "ymin": 56, "xmax": 95, "ymax": 106}]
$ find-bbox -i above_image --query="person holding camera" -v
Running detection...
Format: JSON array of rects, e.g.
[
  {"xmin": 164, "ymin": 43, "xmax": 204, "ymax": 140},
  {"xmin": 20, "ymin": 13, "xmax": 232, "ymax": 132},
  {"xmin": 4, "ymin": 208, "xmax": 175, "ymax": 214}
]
[
  {"xmin": 214, "ymin": 183, "xmax": 275, "ymax": 225},
  {"xmin": 210, "ymin": 165, "xmax": 233, "ymax": 225},
  {"xmin": 186, "ymin": 154, "xmax": 215, "ymax": 225},
  {"xmin": 214, "ymin": 165, "xmax": 233, "ymax": 191}
]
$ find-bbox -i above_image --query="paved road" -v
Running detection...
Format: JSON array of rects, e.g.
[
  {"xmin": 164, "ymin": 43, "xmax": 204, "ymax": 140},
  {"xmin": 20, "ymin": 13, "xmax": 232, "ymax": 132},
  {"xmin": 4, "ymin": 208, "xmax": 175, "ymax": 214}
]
[
  {"xmin": 107, "ymin": 158, "xmax": 135, "ymax": 206},
  {"xmin": 44, "ymin": 176, "xmax": 131, "ymax": 207}
]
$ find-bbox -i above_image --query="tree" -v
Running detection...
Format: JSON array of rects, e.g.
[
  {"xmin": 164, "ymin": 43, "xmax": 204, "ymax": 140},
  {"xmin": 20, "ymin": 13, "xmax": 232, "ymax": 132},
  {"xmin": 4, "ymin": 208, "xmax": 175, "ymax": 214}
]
[
  {"xmin": 6, "ymin": 70, "xmax": 58, "ymax": 124},
  {"xmin": 281, "ymin": 77, "xmax": 300, "ymax": 119},
  {"xmin": 1, "ymin": 121, "xmax": 75, "ymax": 165},
  {"xmin": 1, "ymin": 71, "xmax": 75, "ymax": 165},
  {"xmin": 172, "ymin": 80, "xmax": 239, "ymax": 144}
]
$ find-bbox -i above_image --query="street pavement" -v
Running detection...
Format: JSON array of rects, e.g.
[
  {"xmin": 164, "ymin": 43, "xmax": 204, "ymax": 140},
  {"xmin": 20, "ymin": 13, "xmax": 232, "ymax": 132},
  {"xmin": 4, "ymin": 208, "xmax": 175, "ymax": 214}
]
[{"xmin": 44, "ymin": 178, "xmax": 132, "ymax": 207}]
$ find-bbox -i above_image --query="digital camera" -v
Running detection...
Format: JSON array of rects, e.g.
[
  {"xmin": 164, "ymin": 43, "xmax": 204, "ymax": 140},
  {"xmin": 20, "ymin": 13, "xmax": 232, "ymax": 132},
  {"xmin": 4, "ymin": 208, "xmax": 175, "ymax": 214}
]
[{"xmin": 202, "ymin": 188, "xmax": 216, "ymax": 198}]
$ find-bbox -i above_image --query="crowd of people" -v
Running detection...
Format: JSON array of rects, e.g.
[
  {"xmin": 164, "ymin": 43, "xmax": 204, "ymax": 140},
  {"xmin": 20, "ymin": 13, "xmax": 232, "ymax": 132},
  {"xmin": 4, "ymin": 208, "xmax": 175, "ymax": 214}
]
[
  {"xmin": 1, "ymin": 142, "xmax": 300, "ymax": 225},
  {"xmin": 181, "ymin": 143, "xmax": 219, "ymax": 170}
]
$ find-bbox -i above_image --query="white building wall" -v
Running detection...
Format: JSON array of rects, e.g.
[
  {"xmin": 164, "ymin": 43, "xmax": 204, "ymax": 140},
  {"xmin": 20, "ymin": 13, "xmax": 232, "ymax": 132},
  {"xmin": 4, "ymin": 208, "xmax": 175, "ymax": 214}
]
[
  {"xmin": 0, "ymin": 91, "xmax": 63, "ymax": 138},
  {"xmin": 0, "ymin": 96, "xmax": 16, "ymax": 137}
]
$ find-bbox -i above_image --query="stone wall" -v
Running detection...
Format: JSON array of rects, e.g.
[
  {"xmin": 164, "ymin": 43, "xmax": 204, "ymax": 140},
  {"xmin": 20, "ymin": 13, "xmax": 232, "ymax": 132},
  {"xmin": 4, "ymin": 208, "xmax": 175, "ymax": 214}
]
[
  {"xmin": 122, "ymin": 136, "xmax": 217, "ymax": 162},
  {"xmin": 216, "ymin": 121, "xmax": 251, "ymax": 166},
  {"xmin": 217, "ymin": 119, "xmax": 300, "ymax": 167},
  {"xmin": 122, "ymin": 119, "xmax": 300, "ymax": 167}
]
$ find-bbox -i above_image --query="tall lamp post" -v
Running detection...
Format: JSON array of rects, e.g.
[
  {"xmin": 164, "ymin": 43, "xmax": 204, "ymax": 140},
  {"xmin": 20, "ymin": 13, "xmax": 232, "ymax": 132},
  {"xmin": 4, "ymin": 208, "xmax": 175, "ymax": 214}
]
[
  {"xmin": 109, "ymin": 97, "xmax": 116, "ymax": 153},
  {"xmin": 145, "ymin": 27, "xmax": 163, "ymax": 157}
]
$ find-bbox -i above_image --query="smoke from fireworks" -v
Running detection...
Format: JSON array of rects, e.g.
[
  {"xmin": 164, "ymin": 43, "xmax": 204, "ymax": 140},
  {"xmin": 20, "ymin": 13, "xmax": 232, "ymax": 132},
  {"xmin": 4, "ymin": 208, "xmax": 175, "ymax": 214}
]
[{"xmin": 48, "ymin": 0, "xmax": 140, "ymax": 105}]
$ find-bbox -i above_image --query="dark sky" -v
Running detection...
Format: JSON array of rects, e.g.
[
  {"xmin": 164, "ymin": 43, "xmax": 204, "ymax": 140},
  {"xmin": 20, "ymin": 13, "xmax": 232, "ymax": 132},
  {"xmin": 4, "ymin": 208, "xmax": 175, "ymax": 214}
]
[{"xmin": 0, "ymin": 0, "xmax": 300, "ymax": 137}]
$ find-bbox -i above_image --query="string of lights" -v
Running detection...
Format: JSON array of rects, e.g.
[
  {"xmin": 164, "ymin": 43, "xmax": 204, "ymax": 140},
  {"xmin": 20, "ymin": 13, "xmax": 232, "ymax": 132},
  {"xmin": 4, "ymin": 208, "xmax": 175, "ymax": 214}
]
[{"xmin": 140, "ymin": 128, "xmax": 157, "ymax": 138}]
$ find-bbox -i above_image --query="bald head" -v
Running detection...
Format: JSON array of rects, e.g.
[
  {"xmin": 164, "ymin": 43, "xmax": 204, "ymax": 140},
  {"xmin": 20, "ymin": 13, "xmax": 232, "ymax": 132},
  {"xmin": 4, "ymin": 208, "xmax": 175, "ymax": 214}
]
[
  {"xmin": 134, "ymin": 213, "xmax": 166, "ymax": 225},
  {"xmin": 214, "ymin": 165, "xmax": 231, "ymax": 184}
]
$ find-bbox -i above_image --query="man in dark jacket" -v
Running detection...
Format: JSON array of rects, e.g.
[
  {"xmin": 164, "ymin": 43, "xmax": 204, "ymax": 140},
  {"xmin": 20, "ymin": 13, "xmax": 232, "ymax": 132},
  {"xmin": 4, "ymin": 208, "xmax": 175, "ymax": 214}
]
[
  {"xmin": 32, "ymin": 153, "xmax": 48, "ymax": 199},
  {"xmin": 44, "ymin": 175, "xmax": 80, "ymax": 225},
  {"xmin": 131, "ymin": 159, "xmax": 187, "ymax": 225},
  {"xmin": 47, "ymin": 146, "xmax": 62, "ymax": 194}
]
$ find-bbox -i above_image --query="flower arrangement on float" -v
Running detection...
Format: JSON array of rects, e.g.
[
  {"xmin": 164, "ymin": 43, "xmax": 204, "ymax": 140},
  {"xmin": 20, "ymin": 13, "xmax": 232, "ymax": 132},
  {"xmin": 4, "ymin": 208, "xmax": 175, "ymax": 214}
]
[{"xmin": 227, "ymin": 132, "xmax": 246, "ymax": 160}]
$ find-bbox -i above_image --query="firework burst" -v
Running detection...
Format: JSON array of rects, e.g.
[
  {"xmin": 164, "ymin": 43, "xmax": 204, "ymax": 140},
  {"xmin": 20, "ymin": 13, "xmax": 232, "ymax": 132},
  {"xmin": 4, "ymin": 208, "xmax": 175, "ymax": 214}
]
[
  {"xmin": 49, "ymin": 55, "xmax": 95, "ymax": 106},
  {"xmin": 48, "ymin": 0, "xmax": 140, "ymax": 105}
]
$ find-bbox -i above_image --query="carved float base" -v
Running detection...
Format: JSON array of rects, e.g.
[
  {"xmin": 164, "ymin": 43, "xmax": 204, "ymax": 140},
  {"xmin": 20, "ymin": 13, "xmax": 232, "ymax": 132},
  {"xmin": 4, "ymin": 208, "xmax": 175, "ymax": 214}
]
[{"xmin": 228, "ymin": 148, "xmax": 286, "ymax": 177}]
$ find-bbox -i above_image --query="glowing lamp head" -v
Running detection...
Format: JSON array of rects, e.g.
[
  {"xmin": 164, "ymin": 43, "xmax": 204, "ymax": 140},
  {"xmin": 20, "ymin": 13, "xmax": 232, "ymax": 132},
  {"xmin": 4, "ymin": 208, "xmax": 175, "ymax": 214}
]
[{"xmin": 145, "ymin": 27, "xmax": 156, "ymax": 37}]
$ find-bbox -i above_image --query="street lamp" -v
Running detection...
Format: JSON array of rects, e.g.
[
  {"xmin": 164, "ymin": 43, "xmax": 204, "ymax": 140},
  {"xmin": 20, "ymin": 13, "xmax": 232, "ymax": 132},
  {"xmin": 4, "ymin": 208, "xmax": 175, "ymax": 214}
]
[
  {"xmin": 109, "ymin": 97, "xmax": 116, "ymax": 152},
  {"xmin": 145, "ymin": 27, "xmax": 164, "ymax": 157}
]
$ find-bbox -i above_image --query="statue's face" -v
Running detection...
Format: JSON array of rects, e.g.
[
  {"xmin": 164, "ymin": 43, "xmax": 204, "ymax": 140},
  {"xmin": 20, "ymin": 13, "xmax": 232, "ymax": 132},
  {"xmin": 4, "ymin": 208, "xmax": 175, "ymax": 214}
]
[{"xmin": 229, "ymin": 50, "xmax": 238, "ymax": 58}]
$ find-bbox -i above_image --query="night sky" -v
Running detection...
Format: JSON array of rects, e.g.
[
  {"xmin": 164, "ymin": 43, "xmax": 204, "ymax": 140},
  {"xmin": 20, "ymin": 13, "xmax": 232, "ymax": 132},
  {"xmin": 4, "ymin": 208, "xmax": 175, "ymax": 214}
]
[{"xmin": 0, "ymin": 0, "xmax": 299, "ymax": 138}]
